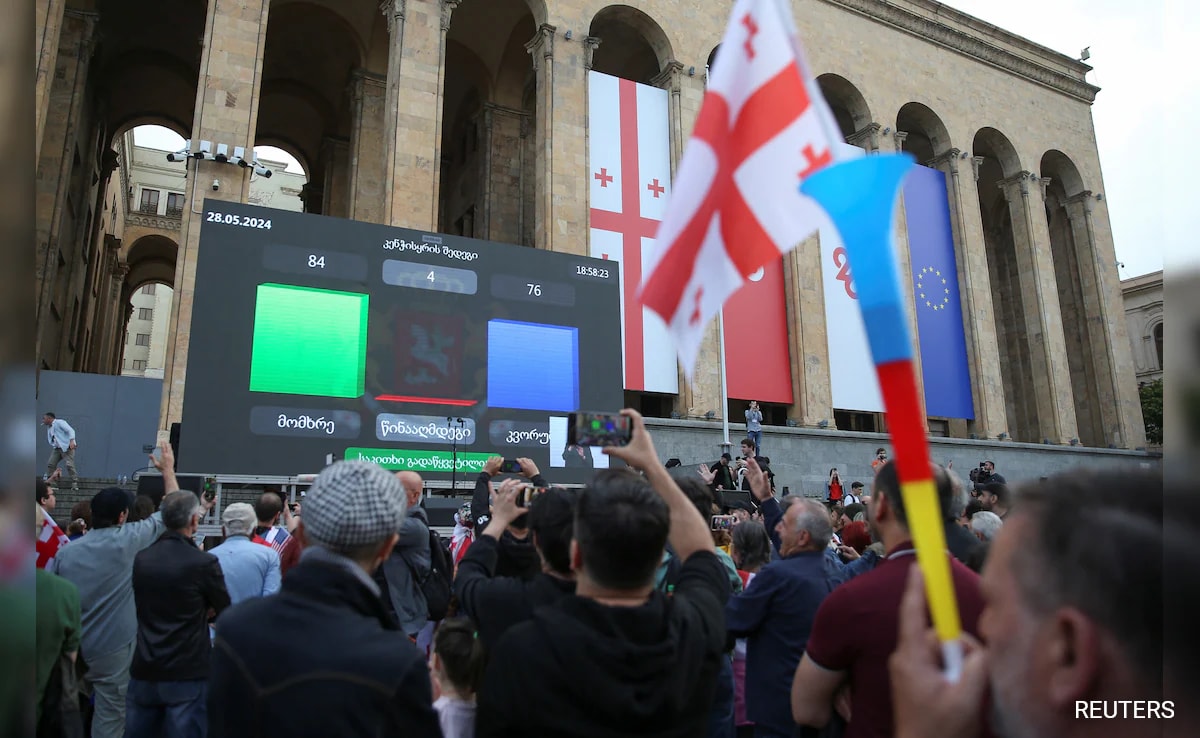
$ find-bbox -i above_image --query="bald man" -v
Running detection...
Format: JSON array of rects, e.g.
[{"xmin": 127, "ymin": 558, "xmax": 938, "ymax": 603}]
[{"xmin": 377, "ymin": 471, "xmax": 431, "ymax": 637}]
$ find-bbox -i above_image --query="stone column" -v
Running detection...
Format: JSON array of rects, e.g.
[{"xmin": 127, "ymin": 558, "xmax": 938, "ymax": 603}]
[
  {"xmin": 479, "ymin": 102, "xmax": 528, "ymax": 245},
  {"xmin": 35, "ymin": 9, "xmax": 97, "ymax": 366},
  {"xmin": 785, "ymin": 233, "xmax": 834, "ymax": 426},
  {"xmin": 381, "ymin": 0, "xmax": 455, "ymax": 230},
  {"xmin": 160, "ymin": 0, "xmax": 271, "ymax": 428},
  {"xmin": 997, "ymin": 171, "xmax": 1078, "ymax": 444},
  {"xmin": 91, "ymin": 239, "xmax": 122, "ymax": 374},
  {"xmin": 927, "ymin": 148, "xmax": 1006, "ymax": 439},
  {"xmin": 107, "ymin": 261, "xmax": 130, "ymax": 374},
  {"xmin": 348, "ymin": 69, "xmax": 387, "ymax": 223},
  {"xmin": 525, "ymin": 24, "xmax": 556, "ymax": 251},
  {"xmin": 321, "ymin": 136, "xmax": 350, "ymax": 218},
  {"xmin": 1064, "ymin": 191, "xmax": 1146, "ymax": 447},
  {"xmin": 881, "ymin": 129, "xmax": 927, "ymax": 426},
  {"xmin": 650, "ymin": 61, "xmax": 685, "ymax": 172},
  {"xmin": 35, "ymin": 0, "xmax": 66, "ymax": 161}
]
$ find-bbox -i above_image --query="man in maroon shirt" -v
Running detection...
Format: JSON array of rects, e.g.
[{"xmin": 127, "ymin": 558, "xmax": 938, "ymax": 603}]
[{"xmin": 791, "ymin": 461, "xmax": 990, "ymax": 738}]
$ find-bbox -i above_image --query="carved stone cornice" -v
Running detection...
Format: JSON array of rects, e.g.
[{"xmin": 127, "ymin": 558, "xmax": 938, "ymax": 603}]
[
  {"xmin": 379, "ymin": 0, "xmax": 405, "ymax": 33},
  {"xmin": 846, "ymin": 122, "xmax": 881, "ymax": 153},
  {"xmin": 525, "ymin": 24, "xmax": 556, "ymax": 71},
  {"xmin": 583, "ymin": 36, "xmax": 601, "ymax": 71},
  {"xmin": 1034, "ymin": 175, "xmax": 1051, "ymax": 199},
  {"xmin": 650, "ymin": 60, "xmax": 685, "ymax": 92},
  {"xmin": 997, "ymin": 171, "xmax": 1033, "ymax": 201},
  {"xmin": 971, "ymin": 155, "xmax": 984, "ymax": 182},
  {"xmin": 1063, "ymin": 190, "xmax": 1094, "ymax": 207},
  {"xmin": 821, "ymin": 0, "xmax": 1099, "ymax": 103},
  {"xmin": 440, "ymin": 0, "xmax": 460, "ymax": 31},
  {"xmin": 125, "ymin": 213, "xmax": 181, "ymax": 231},
  {"xmin": 892, "ymin": 129, "xmax": 909, "ymax": 153},
  {"xmin": 927, "ymin": 148, "xmax": 962, "ymax": 175},
  {"xmin": 348, "ymin": 68, "xmax": 386, "ymax": 103}
]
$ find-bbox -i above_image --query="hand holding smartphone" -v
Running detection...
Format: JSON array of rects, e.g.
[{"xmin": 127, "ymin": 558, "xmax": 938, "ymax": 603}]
[
  {"xmin": 499, "ymin": 459, "xmax": 522, "ymax": 474},
  {"xmin": 517, "ymin": 485, "xmax": 548, "ymax": 508},
  {"xmin": 710, "ymin": 514, "xmax": 737, "ymax": 531},
  {"xmin": 567, "ymin": 411, "xmax": 632, "ymax": 447}
]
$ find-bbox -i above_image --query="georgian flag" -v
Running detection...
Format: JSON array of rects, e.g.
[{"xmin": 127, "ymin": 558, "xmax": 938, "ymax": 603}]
[
  {"xmin": 638, "ymin": 0, "xmax": 846, "ymax": 377},
  {"xmin": 588, "ymin": 71, "xmax": 679, "ymax": 394},
  {"xmin": 37, "ymin": 507, "xmax": 70, "ymax": 570}
]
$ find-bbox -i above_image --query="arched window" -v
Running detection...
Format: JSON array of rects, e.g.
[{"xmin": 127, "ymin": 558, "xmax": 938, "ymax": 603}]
[{"xmin": 1153, "ymin": 322, "xmax": 1163, "ymax": 369}]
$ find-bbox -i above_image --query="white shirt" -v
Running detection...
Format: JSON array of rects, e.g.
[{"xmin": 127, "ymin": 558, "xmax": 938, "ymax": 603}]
[{"xmin": 46, "ymin": 418, "xmax": 75, "ymax": 450}]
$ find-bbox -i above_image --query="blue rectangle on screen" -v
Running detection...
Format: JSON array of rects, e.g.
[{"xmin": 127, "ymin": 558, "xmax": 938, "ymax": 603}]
[
  {"xmin": 487, "ymin": 320, "xmax": 580, "ymax": 412},
  {"xmin": 903, "ymin": 166, "xmax": 975, "ymax": 419}
]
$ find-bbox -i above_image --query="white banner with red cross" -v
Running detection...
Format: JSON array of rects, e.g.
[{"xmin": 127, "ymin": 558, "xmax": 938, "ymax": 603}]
[{"xmin": 588, "ymin": 70, "xmax": 679, "ymax": 394}]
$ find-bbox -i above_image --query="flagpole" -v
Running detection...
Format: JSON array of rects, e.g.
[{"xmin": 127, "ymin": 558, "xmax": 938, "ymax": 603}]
[{"xmin": 718, "ymin": 309, "xmax": 731, "ymax": 449}]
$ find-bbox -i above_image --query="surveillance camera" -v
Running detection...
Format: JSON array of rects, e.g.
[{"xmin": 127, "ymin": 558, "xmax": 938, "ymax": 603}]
[
  {"xmin": 211, "ymin": 179, "xmax": 220, "ymax": 191},
  {"xmin": 253, "ymin": 163, "xmax": 273, "ymax": 178}
]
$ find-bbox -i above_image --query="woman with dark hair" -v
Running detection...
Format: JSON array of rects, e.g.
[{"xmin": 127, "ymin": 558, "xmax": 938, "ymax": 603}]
[
  {"xmin": 826, "ymin": 468, "xmax": 844, "ymax": 503},
  {"xmin": 126, "ymin": 494, "xmax": 157, "ymax": 523},
  {"xmin": 67, "ymin": 500, "xmax": 91, "ymax": 540},
  {"xmin": 730, "ymin": 522, "xmax": 772, "ymax": 738},
  {"xmin": 431, "ymin": 618, "xmax": 486, "ymax": 738}
]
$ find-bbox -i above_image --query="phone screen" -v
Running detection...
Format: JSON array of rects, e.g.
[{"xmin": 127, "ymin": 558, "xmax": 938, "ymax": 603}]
[
  {"xmin": 710, "ymin": 514, "xmax": 736, "ymax": 531},
  {"xmin": 567, "ymin": 412, "xmax": 631, "ymax": 447},
  {"xmin": 518, "ymin": 485, "xmax": 548, "ymax": 508},
  {"xmin": 499, "ymin": 459, "xmax": 522, "ymax": 474}
]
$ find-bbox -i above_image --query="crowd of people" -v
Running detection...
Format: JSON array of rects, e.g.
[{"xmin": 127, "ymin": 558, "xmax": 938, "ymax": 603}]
[{"xmin": 32, "ymin": 412, "xmax": 1189, "ymax": 738}]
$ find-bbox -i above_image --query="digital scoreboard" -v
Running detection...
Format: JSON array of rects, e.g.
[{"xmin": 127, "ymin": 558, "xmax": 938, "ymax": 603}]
[{"xmin": 180, "ymin": 200, "xmax": 624, "ymax": 483}]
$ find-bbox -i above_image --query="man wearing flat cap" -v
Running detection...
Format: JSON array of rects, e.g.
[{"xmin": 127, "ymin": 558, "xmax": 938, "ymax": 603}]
[{"xmin": 207, "ymin": 462, "xmax": 440, "ymax": 737}]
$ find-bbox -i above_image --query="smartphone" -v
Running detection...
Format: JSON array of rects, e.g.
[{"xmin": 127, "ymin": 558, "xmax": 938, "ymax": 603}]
[
  {"xmin": 567, "ymin": 411, "xmax": 632, "ymax": 447},
  {"xmin": 517, "ymin": 485, "xmax": 548, "ymax": 508},
  {"xmin": 499, "ymin": 459, "xmax": 522, "ymax": 474},
  {"xmin": 710, "ymin": 514, "xmax": 737, "ymax": 531}
]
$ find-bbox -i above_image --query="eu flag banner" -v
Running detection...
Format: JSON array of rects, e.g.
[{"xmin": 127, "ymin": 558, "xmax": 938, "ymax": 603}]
[{"xmin": 903, "ymin": 166, "xmax": 974, "ymax": 419}]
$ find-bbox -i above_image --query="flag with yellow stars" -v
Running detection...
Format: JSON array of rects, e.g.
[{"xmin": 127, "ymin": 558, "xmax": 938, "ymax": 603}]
[{"xmin": 903, "ymin": 166, "xmax": 975, "ymax": 419}]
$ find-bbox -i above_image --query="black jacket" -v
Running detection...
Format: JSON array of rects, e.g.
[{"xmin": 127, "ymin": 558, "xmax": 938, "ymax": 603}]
[
  {"xmin": 944, "ymin": 521, "xmax": 981, "ymax": 565},
  {"xmin": 208, "ymin": 556, "xmax": 439, "ymax": 738},
  {"xmin": 130, "ymin": 531, "xmax": 230, "ymax": 682},
  {"xmin": 472, "ymin": 471, "xmax": 546, "ymax": 580},
  {"xmin": 477, "ymin": 550, "xmax": 731, "ymax": 737},
  {"xmin": 453, "ymin": 533, "xmax": 575, "ymax": 648}
]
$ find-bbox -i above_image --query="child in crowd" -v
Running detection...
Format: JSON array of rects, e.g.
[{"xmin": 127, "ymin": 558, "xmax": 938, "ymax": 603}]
[{"xmin": 431, "ymin": 618, "xmax": 486, "ymax": 738}]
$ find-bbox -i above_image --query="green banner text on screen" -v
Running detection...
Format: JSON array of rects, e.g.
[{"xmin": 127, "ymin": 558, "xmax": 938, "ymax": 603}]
[{"xmin": 345, "ymin": 448, "xmax": 493, "ymax": 473}]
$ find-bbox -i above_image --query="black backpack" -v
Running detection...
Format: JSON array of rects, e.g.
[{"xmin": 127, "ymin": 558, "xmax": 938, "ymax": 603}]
[{"xmin": 413, "ymin": 527, "xmax": 452, "ymax": 621}]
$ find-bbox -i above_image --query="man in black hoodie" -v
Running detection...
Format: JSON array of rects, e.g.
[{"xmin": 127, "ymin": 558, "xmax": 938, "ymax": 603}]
[
  {"xmin": 453, "ymin": 482, "xmax": 578, "ymax": 648},
  {"xmin": 477, "ymin": 409, "xmax": 731, "ymax": 737},
  {"xmin": 472, "ymin": 456, "xmax": 548, "ymax": 579}
]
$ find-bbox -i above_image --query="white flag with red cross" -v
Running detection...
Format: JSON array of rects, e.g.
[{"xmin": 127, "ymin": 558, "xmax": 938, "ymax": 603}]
[
  {"xmin": 588, "ymin": 71, "xmax": 679, "ymax": 394},
  {"xmin": 639, "ymin": 0, "xmax": 846, "ymax": 377}
]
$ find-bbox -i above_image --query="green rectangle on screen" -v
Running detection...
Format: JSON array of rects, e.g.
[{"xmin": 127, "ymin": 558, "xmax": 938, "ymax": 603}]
[{"xmin": 249, "ymin": 283, "xmax": 368, "ymax": 398}]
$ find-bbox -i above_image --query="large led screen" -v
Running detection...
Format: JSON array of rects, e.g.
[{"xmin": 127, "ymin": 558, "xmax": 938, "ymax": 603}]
[{"xmin": 180, "ymin": 200, "xmax": 623, "ymax": 483}]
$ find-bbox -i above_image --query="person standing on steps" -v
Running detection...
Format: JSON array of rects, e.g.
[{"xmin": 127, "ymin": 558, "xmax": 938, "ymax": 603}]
[
  {"xmin": 745, "ymin": 401, "xmax": 764, "ymax": 457},
  {"xmin": 43, "ymin": 412, "xmax": 79, "ymax": 491}
]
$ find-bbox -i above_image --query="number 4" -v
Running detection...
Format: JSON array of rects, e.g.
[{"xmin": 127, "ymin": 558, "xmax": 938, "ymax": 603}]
[{"xmin": 427, "ymin": 271, "xmax": 435, "ymax": 282}]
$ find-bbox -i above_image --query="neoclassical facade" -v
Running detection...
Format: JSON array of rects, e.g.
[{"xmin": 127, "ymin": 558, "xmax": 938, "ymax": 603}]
[
  {"xmin": 34, "ymin": 0, "xmax": 1145, "ymax": 448},
  {"xmin": 1122, "ymin": 270, "xmax": 1163, "ymax": 387}
]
